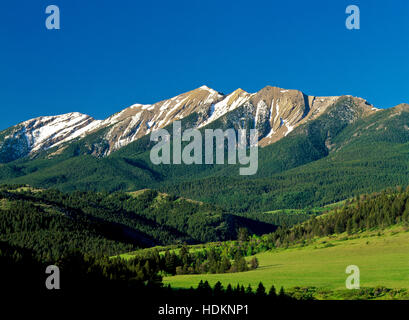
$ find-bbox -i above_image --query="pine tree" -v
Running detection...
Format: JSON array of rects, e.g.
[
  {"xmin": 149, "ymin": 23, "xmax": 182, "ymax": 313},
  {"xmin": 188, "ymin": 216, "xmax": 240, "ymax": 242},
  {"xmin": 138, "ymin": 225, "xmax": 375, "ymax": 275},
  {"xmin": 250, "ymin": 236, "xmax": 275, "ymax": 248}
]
[
  {"xmin": 250, "ymin": 257, "xmax": 259, "ymax": 269},
  {"xmin": 203, "ymin": 280, "xmax": 212, "ymax": 296},
  {"xmin": 256, "ymin": 282, "xmax": 266, "ymax": 296},
  {"xmin": 180, "ymin": 243, "xmax": 190, "ymax": 266},
  {"xmin": 278, "ymin": 286, "xmax": 286, "ymax": 299},
  {"xmin": 245, "ymin": 284, "xmax": 253, "ymax": 295},
  {"xmin": 268, "ymin": 285, "xmax": 277, "ymax": 298},
  {"xmin": 220, "ymin": 255, "xmax": 231, "ymax": 273},
  {"xmin": 346, "ymin": 219, "xmax": 353, "ymax": 235},
  {"xmin": 213, "ymin": 281, "xmax": 224, "ymax": 296},
  {"xmin": 226, "ymin": 284, "xmax": 233, "ymax": 296}
]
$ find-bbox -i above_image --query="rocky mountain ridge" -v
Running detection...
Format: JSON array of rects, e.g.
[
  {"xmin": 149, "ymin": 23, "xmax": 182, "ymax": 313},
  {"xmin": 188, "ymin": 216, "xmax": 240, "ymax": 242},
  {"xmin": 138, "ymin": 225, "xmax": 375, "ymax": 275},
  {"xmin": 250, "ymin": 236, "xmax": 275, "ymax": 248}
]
[{"xmin": 0, "ymin": 85, "xmax": 381, "ymax": 162}]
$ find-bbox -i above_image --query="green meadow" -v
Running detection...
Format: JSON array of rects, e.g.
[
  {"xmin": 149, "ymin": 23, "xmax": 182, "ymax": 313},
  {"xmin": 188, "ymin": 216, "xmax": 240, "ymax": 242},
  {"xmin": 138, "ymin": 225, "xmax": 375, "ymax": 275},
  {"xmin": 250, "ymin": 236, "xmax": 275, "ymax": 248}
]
[
  {"xmin": 117, "ymin": 244, "xmax": 208, "ymax": 260},
  {"xmin": 263, "ymin": 200, "xmax": 345, "ymax": 216},
  {"xmin": 164, "ymin": 226, "xmax": 409, "ymax": 292}
]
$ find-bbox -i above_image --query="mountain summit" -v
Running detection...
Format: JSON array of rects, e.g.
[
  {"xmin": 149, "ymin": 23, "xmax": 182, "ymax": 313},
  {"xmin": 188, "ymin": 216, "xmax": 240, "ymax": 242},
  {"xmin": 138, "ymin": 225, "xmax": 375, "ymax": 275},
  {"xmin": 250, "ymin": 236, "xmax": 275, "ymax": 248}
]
[{"xmin": 0, "ymin": 85, "xmax": 382, "ymax": 162}]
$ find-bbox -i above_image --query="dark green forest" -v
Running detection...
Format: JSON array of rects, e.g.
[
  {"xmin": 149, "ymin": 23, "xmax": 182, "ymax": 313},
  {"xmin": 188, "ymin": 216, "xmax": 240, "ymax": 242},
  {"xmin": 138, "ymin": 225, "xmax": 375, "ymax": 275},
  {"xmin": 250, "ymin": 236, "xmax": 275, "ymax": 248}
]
[
  {"xmin": 235, "ymin": 186, "xmax": 409, "ymax": 255},
  {"xmin": 0, "ymin": 185, "xmax": 280, "ymax": 261}
]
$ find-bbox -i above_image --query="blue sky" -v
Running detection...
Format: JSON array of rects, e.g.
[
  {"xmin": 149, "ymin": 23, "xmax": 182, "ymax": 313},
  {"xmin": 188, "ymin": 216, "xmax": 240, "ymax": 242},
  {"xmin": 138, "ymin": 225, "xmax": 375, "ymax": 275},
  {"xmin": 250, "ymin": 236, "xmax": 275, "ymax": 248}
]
[{"xmin": 0, "ymin": 0, "xmax": 408, "ymax": 130}]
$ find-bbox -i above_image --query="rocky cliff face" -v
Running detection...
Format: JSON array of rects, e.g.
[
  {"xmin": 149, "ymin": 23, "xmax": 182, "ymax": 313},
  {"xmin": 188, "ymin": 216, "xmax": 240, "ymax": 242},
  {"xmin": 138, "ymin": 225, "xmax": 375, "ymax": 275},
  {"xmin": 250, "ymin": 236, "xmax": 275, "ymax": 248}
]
[{"xmin": 0, "ymin": 85, "xmax": 380, "ymax": 162}]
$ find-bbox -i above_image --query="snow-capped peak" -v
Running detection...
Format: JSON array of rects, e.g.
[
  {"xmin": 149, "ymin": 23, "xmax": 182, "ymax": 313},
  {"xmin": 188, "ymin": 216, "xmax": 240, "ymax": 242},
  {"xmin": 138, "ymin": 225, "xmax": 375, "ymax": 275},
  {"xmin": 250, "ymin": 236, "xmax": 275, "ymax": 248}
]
[
  {"xmin": 0, "ymin": 85, "xmax": 380, "ymax": 161},
  {"xmin": 199, "ymin": 88, "xmax": 252, "ymax": 128},
  {"xmin": 0, "ymin": 112, "xmax": 102, "ymax": 156}
]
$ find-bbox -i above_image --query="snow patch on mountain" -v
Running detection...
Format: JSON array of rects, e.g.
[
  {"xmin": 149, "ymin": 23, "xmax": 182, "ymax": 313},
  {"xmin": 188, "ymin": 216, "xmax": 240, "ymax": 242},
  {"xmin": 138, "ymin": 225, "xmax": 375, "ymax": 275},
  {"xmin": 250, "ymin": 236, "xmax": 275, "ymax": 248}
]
[
  {"xmin": 199, "ymin": 89, "xmax": 251, "ymax": 128},
  {"xmin": 283, "ymin": 120, "xmax": 294, "ymax": 136},
  {"xmin": 17, "ymin": 112, "xmax": 101, "ymax": 152}
]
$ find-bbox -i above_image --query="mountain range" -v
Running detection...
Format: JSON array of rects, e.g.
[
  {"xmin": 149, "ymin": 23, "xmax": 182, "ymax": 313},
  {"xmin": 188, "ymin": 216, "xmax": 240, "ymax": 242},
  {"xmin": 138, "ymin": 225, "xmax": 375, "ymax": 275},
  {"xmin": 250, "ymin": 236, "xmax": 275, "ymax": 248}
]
[
  {"xmin": 0, "ymin": 85, "xmax": 408, "ymax": 213},
  {"xmin": 0, "ymin": 85, "xmax": 378, "ymax": 160}
]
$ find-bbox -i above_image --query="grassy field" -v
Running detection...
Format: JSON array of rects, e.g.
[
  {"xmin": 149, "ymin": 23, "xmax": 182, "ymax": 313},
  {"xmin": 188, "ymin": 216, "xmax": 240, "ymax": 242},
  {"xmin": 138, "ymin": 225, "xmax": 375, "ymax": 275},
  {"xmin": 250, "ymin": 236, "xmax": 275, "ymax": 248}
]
[
  {"xmin": 263, "ymin": 200, "xmax": 345, "ymax": 215},
  {"xmin": 116, "ymin": 243, "xmax": 211, "ymax": 260},
  {"xmin": 164, "ymin": 226, "xmax": 409, "ymax": 292}
]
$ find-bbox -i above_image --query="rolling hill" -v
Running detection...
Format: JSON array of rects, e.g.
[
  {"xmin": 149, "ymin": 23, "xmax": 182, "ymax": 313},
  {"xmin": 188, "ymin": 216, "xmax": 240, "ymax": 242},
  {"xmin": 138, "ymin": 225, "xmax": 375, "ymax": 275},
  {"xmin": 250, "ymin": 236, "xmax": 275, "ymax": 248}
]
[{"xmin": 0, "ymin": 186, "xmax": 277, "ymax": 261}]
